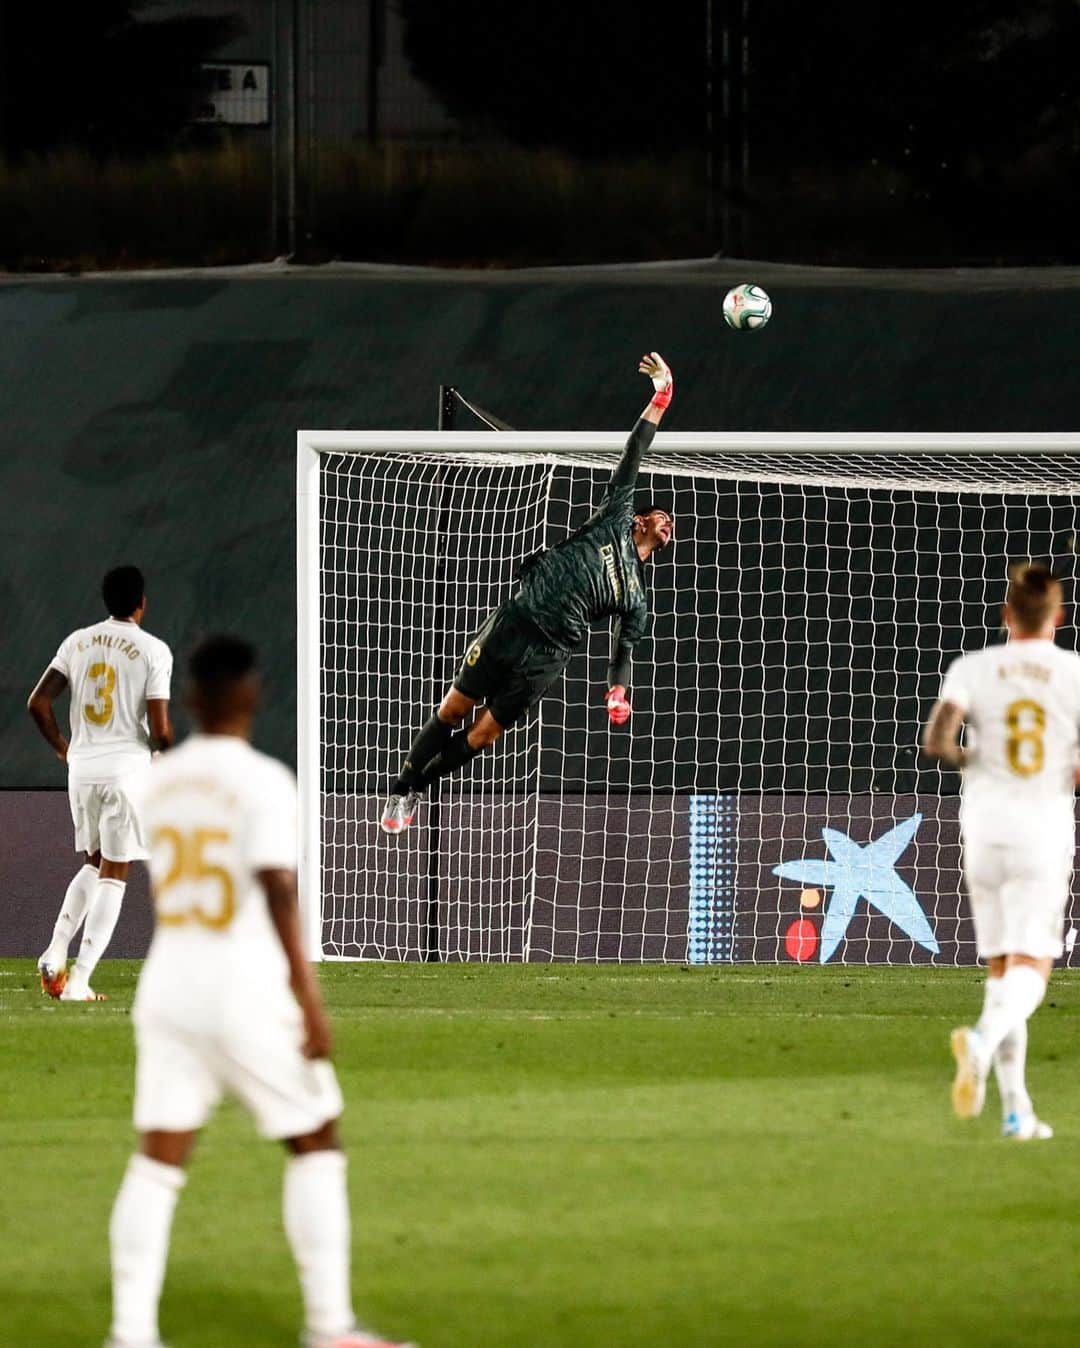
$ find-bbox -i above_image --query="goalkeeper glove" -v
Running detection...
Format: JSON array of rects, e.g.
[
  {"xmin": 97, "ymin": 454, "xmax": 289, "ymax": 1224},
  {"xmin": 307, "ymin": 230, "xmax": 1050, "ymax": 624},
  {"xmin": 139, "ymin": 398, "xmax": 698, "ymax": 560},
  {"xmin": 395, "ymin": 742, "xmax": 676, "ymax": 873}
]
[
  {"xmin": 605, "ymin": 687, "xmax": 631, "ymax": 725},
  {"xmin": 639, "ymin": 351, "xmax": 673, "ymax": 411}
]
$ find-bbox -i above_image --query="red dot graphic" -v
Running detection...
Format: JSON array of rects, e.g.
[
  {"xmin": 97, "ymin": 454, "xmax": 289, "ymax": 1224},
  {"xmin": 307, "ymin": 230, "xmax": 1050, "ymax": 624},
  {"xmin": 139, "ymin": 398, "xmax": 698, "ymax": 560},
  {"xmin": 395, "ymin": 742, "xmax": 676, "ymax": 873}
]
[{"xmin": 784, "ymin": 917, "xmax": 819, "ymax": 963}]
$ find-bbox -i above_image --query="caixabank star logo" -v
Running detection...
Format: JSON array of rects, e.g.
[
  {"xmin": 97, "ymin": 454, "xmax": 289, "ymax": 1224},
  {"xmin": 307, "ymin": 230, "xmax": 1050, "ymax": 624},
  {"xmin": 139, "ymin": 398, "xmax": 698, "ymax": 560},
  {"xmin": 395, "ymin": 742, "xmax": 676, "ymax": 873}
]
[{"xmin": 772, "ymin": 813, "xmax": 940, "ymax": 963}]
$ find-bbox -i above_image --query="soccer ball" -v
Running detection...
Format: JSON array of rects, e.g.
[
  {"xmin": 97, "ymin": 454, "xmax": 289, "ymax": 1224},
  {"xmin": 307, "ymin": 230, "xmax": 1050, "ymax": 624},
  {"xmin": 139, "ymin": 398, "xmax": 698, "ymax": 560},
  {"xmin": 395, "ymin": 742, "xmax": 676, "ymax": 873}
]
[{"xmin": 723, "ymin": 283, "xmax": 772, "ymax": 331}]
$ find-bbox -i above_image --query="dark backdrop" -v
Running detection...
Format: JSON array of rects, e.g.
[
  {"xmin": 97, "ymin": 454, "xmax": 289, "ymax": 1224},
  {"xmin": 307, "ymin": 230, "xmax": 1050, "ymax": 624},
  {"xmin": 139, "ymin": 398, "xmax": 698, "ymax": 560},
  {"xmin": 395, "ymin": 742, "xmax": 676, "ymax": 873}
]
[{"xmin": 4, "ymin": 260, "xmax": 1080, "ymax": 789}]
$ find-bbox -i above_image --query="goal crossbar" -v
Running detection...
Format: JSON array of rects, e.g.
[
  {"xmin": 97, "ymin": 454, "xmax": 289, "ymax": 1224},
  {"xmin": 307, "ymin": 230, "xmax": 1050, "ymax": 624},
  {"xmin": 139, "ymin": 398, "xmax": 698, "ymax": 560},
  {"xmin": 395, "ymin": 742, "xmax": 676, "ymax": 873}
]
[{"xmin": 300, "ymin": 430, "xmax": 1080, "ymax": 458}]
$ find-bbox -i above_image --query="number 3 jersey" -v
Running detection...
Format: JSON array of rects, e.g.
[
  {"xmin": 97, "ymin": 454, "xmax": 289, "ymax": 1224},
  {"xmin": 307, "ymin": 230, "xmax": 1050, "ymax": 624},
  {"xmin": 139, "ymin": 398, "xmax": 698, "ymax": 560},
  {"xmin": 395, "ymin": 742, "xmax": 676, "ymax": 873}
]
[
  {"xmin": 939, "ymin": 639, "xmax": 1080, "ymax": 840},
  {"xmin": 50, "ymin": 618, "xmax": 173, "ymax": 783},
  {"xmin": 133, "ymin": 735, "xmax": 299, "ymax": 1028}
]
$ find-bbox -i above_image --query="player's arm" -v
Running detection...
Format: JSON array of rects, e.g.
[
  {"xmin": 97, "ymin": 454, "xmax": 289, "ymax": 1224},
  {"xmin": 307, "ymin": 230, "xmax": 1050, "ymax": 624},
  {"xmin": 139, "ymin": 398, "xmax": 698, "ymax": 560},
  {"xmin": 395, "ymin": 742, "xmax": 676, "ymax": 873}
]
[
  {"xmin": 147, "ymin": 699, "xmax": 174, "ymax": 753},
  {"xmin": 259, "ymin": 867, "xmax": 332, "ymax": 1059},
  {"xmin": 604, "ymin": 607, "xmax": 648, "ymax": 725},
  {"xmin": 26, "ymin": 666, "xmax": 69, "ymax": 763},
  {"xmin": 921, "ymin": 699, "xmax": 968, "ymax": 770},
  {"xmin": 595, "ymin": 353, "xmax": 674, "ymax": 515}
]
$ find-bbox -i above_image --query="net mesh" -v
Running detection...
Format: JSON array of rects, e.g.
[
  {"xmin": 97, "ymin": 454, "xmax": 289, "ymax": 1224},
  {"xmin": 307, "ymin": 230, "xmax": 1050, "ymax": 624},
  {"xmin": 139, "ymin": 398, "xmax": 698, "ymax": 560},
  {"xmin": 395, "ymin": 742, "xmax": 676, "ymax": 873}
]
[{"xmin": 311, "ymin": 438, "xmax": 1080, "ymax": 965}]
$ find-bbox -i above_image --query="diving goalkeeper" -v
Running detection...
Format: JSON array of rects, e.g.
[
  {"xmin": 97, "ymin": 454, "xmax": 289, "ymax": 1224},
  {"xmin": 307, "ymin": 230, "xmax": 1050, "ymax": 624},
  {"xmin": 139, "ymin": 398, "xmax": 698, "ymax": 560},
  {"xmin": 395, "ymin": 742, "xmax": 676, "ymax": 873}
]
[{"xmin": 380, "ymin": 351, "xmax": 675, "ymax": 834}]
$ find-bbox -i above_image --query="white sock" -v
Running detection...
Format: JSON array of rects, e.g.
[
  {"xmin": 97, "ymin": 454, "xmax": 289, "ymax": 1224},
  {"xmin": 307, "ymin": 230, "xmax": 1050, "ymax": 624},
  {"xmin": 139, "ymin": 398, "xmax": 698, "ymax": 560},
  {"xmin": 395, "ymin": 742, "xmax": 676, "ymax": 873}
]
[
  {"xmin": 44, "ymin": 863, "xmax": 98, "ymax": 964},
  {"xmin": 980, "ymin": 978, "xmax": 1033, "ymax": 1118},
  {"xmin": 284, "ymin": 1150, "xmax": 355, "ymax": 1338},
  {"xmin": 109, "ymin": 1154, "xmax": 186, "ymax": 1346},
  {"xmin": 994, "ymin": 1019, "xmax": 1033, "ymax": 1120},
  {"xmin": 68, "ymin": 878, "xmax": 125, "ymax": 993},
  {"xmin": 974, "ymin": 964, "xmax": 1046, "ymax": 1063}
]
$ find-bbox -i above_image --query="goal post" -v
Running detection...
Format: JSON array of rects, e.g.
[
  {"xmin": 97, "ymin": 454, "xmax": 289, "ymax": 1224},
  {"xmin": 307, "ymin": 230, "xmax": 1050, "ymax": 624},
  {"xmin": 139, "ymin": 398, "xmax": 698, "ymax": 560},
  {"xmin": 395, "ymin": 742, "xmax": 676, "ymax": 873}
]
[{"xmin": 297, "ymin": 428, "xmax": 1080, "ymax": 966}]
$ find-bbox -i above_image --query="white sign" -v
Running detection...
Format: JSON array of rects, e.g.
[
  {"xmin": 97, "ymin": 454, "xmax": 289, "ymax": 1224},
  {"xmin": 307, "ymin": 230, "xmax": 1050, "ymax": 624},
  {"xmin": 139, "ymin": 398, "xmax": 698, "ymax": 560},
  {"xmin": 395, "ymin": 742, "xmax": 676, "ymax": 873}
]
[{"xmin": 195, "ymin": 63, "xmax": 270, "ymax": 126}]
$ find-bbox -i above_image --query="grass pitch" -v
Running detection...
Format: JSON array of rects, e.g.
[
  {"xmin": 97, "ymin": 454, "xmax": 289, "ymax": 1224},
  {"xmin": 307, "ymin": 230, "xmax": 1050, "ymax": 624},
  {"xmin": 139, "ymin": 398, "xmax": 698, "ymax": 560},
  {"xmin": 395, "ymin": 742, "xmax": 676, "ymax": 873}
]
[{"xmin": 2, "ymin": 960, "xmax": 1079, "ymax": 1348}]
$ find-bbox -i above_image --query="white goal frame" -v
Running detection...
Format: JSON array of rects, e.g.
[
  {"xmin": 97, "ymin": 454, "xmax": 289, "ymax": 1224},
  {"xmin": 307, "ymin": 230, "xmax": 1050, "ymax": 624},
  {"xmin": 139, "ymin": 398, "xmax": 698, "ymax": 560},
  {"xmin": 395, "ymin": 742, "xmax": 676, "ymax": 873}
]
[{"xmin": 296, "ymin": 429, "xmax": 1080, "ymax": 962}]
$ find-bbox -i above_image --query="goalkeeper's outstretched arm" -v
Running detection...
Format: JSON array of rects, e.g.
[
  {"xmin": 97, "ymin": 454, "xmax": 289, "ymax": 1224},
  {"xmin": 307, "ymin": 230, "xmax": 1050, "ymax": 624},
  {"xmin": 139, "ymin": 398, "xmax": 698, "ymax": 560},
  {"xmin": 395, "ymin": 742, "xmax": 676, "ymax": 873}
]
[{"xmin": 604, "ymin": 352, "xmax": 674, "ymax": 501}]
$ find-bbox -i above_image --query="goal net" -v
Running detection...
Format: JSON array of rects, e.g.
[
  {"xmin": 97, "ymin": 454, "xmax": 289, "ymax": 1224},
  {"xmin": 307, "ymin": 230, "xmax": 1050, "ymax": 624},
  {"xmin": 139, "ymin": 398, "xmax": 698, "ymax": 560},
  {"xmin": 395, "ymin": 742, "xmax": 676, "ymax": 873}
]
[{"xmin": 297, "ymin": 430, "xmax": 1080, "ymax": 966}]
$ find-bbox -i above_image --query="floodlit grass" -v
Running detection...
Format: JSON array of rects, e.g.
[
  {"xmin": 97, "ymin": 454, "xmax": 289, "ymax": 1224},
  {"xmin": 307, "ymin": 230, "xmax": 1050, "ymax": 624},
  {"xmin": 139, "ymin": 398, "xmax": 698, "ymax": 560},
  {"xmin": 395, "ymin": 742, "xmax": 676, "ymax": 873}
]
[{"xmin": 2, "ymin": 959, "xmax": 1079, "ymax": 1347}]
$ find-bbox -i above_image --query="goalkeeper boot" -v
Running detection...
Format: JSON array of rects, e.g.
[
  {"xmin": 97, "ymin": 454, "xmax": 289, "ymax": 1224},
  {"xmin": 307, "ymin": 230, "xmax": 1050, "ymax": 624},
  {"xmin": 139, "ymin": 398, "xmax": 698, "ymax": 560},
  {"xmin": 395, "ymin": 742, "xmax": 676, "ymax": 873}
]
[
  {"xmin": 301, "ymin": 1328, "xmax": 417, "ymax": 1348},
  {"xmin": 950, "ymin": 1026, "xmax": 988, "ymax": 1120},
  {"xmin": 1002, "ymin": 1111, "xmax": 1053, "ymax": 1141},
  {"xmin": 37, "ymin": 952, "xmax": 68, "ymax": 1000},
  {"xmin": 379, "ymin": 791, "xmax": 421, "ymax": 835}
]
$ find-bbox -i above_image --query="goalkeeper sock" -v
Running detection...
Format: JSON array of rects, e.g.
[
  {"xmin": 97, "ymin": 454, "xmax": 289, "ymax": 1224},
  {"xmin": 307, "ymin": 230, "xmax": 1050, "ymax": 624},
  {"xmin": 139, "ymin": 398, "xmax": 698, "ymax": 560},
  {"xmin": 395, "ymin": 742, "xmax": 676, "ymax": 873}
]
[
  {"xmin": 417, "ymin": 728, "xmax": 482, "ymax": 789},
  {"xmin": 393, "ymin": 712, "xmax": 454, "ymax": 794}
]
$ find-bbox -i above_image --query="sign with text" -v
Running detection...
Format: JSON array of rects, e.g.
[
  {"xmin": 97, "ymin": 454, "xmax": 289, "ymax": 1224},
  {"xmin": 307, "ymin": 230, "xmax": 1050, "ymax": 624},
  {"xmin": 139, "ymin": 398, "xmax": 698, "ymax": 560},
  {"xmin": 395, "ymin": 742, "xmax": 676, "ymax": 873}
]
[{"xmin": 195, "ymin": 63, "xmax": 270, "ymax": 126}]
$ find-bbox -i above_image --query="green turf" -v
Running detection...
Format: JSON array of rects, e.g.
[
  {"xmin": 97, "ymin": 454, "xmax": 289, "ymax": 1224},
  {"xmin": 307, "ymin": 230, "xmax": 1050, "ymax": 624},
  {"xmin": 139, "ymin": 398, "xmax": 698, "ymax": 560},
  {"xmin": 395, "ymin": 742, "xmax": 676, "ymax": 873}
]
[{"xmin": 2, "ymin": 959, "xmax": 1079, "ymax": 1348}]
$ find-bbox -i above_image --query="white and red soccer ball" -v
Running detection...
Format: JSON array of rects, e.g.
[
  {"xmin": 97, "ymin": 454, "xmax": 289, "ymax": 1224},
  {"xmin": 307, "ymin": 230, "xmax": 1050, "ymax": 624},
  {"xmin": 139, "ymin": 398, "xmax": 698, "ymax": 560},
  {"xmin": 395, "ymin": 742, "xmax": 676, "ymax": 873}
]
[{"xmin": 723, "ymin": 283, "xmax": 772, "ymax": 331}]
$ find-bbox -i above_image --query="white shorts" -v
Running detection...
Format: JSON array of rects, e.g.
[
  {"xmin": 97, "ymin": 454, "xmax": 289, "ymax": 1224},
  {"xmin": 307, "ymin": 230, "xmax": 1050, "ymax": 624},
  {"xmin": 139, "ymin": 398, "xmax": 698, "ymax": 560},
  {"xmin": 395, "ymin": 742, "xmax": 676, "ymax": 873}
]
[
  {"xmin": 68, "ymin": 780, "xmax": 147, "ymax": 862},
  {"xmin": 963, "ymin": 835, "xmax": 1073, "ymax": 960},
  {"xmin": 133, "ymin": 1005, "xmax": 344, "ymax": 1140}
]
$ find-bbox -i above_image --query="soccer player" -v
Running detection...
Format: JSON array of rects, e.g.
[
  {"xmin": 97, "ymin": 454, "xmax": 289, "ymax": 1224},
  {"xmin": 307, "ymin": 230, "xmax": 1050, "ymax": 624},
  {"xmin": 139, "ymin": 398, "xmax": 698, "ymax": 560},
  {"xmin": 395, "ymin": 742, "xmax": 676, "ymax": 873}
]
[
  {"xmin": 28, "ymin": 565, "xmax": 173, "ymax": 1002},
  {"xmin": 922, "ymin": 561, "xmax": 1080, "ymax": 1140},
  {"xmin": 380, "ymin": 350, "xmax": 676, "ymax": 833},
  {"xmin": 106, "ymin": 636, "xmax": 411, "ymax": 1348}
]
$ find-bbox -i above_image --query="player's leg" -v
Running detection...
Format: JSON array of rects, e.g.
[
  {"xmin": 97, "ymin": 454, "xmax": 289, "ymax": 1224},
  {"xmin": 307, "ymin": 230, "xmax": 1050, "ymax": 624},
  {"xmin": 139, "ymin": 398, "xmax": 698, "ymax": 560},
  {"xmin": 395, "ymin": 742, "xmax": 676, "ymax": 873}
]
[
  {"xmin": 220, "ymin": 1006, "xmax": 407, "ymax": 1346},
  {"xmin": 283, "ymin": 1120, "xmax": 357, "ymax": 1345},
  {"xmin": 63, "ymin": 855, "xmax": 130, "ymax": 1001},
  {"xmin": 65, "ymin": 783, "xmax": 146, "ymax": 1000},
  {"xmin": 106, "ymin": 1130, "xmax": 196, "ymax": 1348},
  {"xmin": 109, "ymin": 1014, "xmax": 219, "ymax": 1348},
  {"xmin": 412, "ymin": 704, "xmax": 506, "ymax": 790},
  {"xmin": 391, "ymin": 687, "xmax": 473, "ymax": 793},
  {"xmin": 381, "ymin": 687, "xmax": 476, "ymax": 833},
  {"xmin": 953, "ymin": 841, "xmax": 1062, "ymax": 1130},
  {"xmin": 38, "ymin": 850, "xmax": 100, "ymax": 998},
  {"xmin": 983, "ymin": 952, "xmax": 1054, "ymax": 1138},
  {"xmin": 41, "ymin": 780, "xmax": 103, "ymax": 995},
  {"xmin": 950, "ymin": 840, "xmax": 1001, "ymax": 1118},
  {"xmin": 285, "ymin": 1121, "xmax": 411, "ymax": 1348},
  {"xmin": 381, "ymin": 603, "xmax": 509, "ymax": 833},
  {"xmin": 413, "ymin": 637, "xmax": 570, "ymax": 796}
]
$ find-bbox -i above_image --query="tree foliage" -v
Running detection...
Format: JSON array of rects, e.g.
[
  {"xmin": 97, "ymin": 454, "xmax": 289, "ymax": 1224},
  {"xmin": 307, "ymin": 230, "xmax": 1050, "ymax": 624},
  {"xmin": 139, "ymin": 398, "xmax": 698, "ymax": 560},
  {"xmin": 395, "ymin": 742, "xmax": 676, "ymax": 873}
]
[
  {"xmin": 401, "ymin": 1, "xmax": 1080, "ymax": 199},
  {"xmin": 0, "ymin": 2, "xmax": 237, "ymax": 158}
]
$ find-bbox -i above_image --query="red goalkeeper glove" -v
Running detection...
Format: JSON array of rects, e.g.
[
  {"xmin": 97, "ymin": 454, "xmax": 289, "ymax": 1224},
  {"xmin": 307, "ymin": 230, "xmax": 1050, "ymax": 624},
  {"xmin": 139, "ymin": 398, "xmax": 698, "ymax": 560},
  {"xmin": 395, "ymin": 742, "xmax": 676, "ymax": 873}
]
[
  {"xmin": 605, "ymin": 687, "xmax": 631, "ymax": 725},
  {"xmin": 639, "ymin": 351, "xmax": 673, "ymax": 411}
]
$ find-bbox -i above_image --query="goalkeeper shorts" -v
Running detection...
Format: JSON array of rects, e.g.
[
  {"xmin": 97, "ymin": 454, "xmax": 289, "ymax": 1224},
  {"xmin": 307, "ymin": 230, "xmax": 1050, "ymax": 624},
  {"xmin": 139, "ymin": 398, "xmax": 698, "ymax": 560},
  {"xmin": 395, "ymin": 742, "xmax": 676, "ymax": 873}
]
[{"xmin": 454, "ymin": 603, "xmax": 571, "ymax": 727}]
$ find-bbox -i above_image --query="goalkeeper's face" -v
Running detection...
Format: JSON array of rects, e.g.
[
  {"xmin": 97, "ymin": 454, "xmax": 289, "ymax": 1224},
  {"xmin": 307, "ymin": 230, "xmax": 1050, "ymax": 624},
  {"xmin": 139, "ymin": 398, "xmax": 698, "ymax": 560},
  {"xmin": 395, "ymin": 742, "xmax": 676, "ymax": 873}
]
[{"xmin": 634, "ymin": 509, "xmax": 674, "ymax": 553}]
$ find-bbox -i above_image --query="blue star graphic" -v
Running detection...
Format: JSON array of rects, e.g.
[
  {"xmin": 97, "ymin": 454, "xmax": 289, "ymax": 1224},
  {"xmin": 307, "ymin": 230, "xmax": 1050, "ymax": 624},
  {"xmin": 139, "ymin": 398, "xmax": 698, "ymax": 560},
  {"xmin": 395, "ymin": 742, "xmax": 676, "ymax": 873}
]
[{"xmin": 772, "ymin": 814, "xmax": 939, "ymax": 963}]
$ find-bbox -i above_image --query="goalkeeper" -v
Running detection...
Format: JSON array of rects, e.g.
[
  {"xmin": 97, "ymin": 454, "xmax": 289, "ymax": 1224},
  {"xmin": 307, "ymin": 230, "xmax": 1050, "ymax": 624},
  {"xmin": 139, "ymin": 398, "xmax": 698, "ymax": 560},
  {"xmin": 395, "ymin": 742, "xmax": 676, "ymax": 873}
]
[{"xmin": 380, "ymin": 351, "xmax": 675, "ymax": 834}]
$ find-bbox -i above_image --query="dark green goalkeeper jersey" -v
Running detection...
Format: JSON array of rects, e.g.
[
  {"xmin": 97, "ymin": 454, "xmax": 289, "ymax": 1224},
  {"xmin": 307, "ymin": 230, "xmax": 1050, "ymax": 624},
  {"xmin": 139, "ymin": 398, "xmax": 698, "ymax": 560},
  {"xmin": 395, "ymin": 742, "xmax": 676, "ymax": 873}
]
[{"xmin": 509, "ymin": 417, "xmax": 656, "ymax": 688}]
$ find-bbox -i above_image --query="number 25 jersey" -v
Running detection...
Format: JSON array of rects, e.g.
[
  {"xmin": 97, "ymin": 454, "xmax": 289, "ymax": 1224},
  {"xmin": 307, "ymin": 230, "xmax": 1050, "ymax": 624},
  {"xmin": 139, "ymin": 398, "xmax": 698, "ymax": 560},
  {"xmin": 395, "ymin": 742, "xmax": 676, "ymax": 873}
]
[
  {"xmin": 133, "ymin": 735, "xmax": 299, "ymax": 1028},
  {"xmin": 939, "ymin": 639, "xmax": 1080, "ymax": 839},
  {"xmin": 51, "ymin": 617, "xmax": 173, "ymax": 783}
]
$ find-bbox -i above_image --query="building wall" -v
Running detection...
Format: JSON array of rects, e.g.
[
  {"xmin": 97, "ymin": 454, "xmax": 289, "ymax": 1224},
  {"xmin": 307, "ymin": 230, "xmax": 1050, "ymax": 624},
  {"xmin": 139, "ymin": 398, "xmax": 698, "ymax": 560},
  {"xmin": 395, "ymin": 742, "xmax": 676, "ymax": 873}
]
[{"xmin": 142, "ymin": 0, "xmax": 455, "ymax": 141}]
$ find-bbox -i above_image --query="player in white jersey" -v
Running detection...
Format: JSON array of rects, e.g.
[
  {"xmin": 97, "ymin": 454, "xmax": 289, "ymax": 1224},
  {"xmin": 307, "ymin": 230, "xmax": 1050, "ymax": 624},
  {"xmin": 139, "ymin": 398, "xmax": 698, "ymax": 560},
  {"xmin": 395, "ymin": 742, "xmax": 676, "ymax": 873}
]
[
  {"xmin": 27, "ymin": 566, "xmax": 174, "ymax": 1002},
  {"xmin": 105, "ymin": 636, "xmax": 412, "ymax": 1348},
  {"xmin": 923, "ymin": 561, "xmax": 1080, "ymax": 1140}
]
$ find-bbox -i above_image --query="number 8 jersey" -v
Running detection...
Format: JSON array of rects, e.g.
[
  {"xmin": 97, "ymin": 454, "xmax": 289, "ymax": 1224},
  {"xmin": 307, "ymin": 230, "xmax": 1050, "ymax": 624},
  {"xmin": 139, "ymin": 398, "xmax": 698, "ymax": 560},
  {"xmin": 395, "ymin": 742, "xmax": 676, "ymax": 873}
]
[
  {"xmin": 51, "ymin": 618, "xmax": 173, "ymax": 783},
  {"xmin": 939, "ymin": 639, "xmax": 1080, "ymax": 839}
]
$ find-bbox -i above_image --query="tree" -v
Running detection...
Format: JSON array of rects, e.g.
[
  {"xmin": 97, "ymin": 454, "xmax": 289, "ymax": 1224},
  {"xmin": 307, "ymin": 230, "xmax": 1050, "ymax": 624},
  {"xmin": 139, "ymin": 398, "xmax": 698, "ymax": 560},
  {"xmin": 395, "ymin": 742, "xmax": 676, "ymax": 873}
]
[
  {"xmin": 401, "ymin": 1, "xmax": 708, "ymax": 156},
  {"xmin": 0, "ymin": 1, "xmax": 237, "ymax": 159},
  {"xmin": 402, "ymin": 0, "xmax": 1080, "ymax": 199}
]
